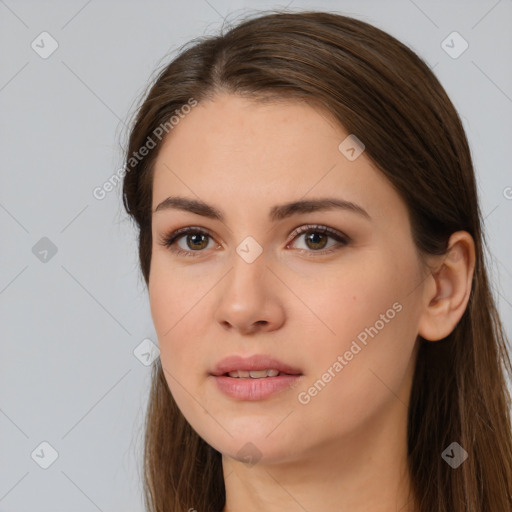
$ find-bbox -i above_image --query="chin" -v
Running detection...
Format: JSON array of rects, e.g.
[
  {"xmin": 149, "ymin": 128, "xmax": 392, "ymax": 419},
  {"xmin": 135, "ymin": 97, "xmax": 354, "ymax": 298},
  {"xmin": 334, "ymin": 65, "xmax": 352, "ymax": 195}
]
[{"xmin": 201, "ymin": 427, "xmax": 302, "ymax": 467}]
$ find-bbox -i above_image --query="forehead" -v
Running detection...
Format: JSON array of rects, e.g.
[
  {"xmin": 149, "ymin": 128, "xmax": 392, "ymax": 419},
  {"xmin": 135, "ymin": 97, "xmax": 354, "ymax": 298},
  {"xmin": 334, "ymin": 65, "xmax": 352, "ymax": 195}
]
[
  {"xmin": 151, "ymin": 93, "xmax": 406, "ymax": 227},
  {"xmin": 156, "ymin": 93, "xmax": 345, "ymax": 164}
]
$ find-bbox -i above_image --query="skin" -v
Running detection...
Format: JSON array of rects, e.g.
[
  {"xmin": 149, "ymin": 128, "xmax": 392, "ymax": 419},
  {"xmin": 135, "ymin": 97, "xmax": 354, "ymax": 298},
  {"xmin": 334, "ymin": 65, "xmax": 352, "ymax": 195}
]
[{"xmin": 148, "ymin": 93, "xmax": 475, "ymax": 512}]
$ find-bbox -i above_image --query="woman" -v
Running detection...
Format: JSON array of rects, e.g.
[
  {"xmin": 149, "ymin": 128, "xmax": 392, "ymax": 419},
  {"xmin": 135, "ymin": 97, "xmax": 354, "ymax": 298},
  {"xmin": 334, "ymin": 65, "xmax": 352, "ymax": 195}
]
[{"xmin": 122, "ymin": 10, "xmax": 512, "ymax": 512}]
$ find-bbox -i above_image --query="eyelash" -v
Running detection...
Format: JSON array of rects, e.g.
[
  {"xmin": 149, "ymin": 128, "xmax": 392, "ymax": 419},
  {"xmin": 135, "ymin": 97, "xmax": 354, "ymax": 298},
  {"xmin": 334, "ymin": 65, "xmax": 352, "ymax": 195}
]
[{"xmin": 157, "ymin": 224, "xmax": 350, "ymax": 258}]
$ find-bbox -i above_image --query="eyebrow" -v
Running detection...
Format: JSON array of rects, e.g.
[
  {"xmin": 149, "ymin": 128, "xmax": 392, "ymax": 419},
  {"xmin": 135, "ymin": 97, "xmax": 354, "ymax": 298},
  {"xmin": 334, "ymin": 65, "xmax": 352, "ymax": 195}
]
[{"xmin": 153, "ymin": 196, "xmax": 371, "ymax": 222}]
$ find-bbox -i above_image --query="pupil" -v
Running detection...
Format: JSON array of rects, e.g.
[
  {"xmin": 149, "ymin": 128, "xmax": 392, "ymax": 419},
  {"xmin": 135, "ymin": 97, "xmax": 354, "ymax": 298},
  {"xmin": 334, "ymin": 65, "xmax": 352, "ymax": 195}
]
[
  {"xmin": 306, "ymin": 232, "xmax": 327, "ymax": 250},
  {"xmin": 188, "ymin": 233, "xmax": 207, "ymax": 250}
]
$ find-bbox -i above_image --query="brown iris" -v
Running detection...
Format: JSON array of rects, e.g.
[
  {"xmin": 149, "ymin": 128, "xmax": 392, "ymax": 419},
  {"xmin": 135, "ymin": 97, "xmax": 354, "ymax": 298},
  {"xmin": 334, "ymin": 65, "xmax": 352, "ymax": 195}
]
[
  {"xmin": 187, "ymin": 233, "xmax": 209, "ymax": 250},
  {"xmin": 304, "ymin": 231, "xmax": 328, "ymax": 250}
]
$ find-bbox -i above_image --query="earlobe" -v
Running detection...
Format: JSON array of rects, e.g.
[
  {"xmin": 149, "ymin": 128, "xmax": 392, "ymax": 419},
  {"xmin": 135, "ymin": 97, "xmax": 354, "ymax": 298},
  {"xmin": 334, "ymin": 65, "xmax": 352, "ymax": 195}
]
[{"xmin": 418, "ymin": 231, "xmax": 476, "ymax": 342}]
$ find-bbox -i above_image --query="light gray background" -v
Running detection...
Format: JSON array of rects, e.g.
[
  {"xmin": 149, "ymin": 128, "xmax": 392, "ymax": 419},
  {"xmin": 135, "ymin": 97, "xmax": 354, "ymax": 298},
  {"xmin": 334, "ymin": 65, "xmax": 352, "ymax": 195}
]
[{"xmin": 1, "ymin": 1, "xmax": 511, "ymax": 510}]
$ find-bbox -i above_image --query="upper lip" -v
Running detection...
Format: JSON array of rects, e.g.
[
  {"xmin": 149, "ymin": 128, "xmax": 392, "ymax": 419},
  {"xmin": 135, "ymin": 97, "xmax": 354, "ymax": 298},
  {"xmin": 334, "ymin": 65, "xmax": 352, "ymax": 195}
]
[{"xmin": 210, "ymin": 354, "xmax": 303, "ymax": 376}]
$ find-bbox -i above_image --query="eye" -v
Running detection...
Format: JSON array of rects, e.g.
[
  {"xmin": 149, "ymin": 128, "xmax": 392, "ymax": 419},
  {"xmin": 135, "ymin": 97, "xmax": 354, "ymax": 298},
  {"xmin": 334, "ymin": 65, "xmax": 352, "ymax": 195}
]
[
  {"xmin": 158, "ymin": 224, "xmax": 349, "ymax": 258},
  {"xmin": 286, "ymin": 224, "xmax": 349, "ymax": 255},
  {"xmin": 158, "ymin": 226, "xmax": 218, "ymax": 257}
]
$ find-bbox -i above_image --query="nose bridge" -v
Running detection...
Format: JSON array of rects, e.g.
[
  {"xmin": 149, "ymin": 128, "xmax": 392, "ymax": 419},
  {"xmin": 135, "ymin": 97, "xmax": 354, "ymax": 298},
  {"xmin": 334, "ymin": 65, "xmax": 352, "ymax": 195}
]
[
  {"xmin": 225, "ymin": 230, "xmax": 268, "ymax": 286},
  {"xmin": 214, "ymin": 239, "xmax": 285, "ymax": 333},
  {"xmin": 225, "ymin": 242, "xmax": 269, "ymax": 302}
]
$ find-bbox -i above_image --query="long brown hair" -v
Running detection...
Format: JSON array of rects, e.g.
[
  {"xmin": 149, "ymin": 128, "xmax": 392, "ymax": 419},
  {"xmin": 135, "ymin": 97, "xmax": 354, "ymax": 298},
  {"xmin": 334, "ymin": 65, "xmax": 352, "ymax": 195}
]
[{"xmin": 121, "ymin": 10, "xmax": 512, "ymax": 511}]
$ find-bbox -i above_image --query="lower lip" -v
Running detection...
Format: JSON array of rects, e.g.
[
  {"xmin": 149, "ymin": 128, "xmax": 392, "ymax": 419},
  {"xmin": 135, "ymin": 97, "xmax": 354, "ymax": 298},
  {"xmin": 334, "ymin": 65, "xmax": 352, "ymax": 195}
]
[{"xmin": 212, "ymin": 374, "xmax": 302, "ymax": 400}]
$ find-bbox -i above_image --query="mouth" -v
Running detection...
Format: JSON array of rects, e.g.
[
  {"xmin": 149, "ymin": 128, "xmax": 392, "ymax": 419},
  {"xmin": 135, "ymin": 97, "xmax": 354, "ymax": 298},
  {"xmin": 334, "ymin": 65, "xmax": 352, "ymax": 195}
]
[
  {"xmin": 210, "ymin": 354, "xmax": 303, "ymax": 377},
  {"xmin": 223, "ymin": 369, "xmax": 295, "ymax": 378},
  {"xmin": 210, "ymin": 354, "xmax": 303, "ymax": 400}
]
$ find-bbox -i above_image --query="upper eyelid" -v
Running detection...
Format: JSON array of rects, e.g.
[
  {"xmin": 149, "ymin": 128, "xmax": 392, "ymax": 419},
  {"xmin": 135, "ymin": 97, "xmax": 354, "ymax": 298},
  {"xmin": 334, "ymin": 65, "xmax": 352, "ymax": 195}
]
[{"xmin": 287, "ymin": 224, "xmax": 347, "ymax": 241}]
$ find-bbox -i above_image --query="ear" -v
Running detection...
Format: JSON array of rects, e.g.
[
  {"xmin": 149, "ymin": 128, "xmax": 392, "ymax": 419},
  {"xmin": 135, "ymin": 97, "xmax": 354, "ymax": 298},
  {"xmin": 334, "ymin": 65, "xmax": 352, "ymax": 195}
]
[{"xmin": 417, "ymin": 231, "xmax": 476, "ymax": 342}]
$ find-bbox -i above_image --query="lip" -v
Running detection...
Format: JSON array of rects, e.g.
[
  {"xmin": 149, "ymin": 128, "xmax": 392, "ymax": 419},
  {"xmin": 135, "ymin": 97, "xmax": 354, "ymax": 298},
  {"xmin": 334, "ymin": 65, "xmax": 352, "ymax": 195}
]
[
  {"xmin": 210, "ymin": 354, "xmax": 303, "ymax": 401},
  {"xmin": 210, "ymin": 354, "xmax": 302, "ymax": 376}
]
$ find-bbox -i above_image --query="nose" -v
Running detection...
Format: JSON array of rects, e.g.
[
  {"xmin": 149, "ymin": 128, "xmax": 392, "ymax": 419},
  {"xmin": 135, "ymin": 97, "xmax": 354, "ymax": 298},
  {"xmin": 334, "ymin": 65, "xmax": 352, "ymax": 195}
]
[{"xmin": 214, "ymin": 252, "xmax": 286, "ymax": 335}]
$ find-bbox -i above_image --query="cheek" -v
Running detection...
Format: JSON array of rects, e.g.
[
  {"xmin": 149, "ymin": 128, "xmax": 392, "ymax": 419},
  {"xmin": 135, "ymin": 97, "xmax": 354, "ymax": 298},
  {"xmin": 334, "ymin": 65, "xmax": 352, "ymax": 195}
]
[
  {"xmin": 147, "ymin": 252, "xmax": 193, "ymax": 410},
  {"xmin": 293, "ymin": 251, "xmax": 402, "ymax": 344},
  {"xmin": 148, "ymin": 255, "xmax": 215, "ymax": 385},
  {"xmin": 148, "ymin": 273, "xmax": 202, "ymax": 416},
  {"xmin": 293, "ymin": 249, "xmax": 419, "ymax": 413},
  {"xmin": 148, "ymin": 253, "xmax": 195, "ymax": 334}
]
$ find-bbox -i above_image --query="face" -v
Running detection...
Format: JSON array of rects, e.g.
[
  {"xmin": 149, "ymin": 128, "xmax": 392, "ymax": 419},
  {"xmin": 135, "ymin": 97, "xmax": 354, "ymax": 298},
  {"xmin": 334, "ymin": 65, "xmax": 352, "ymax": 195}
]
[{"xmin": 149, "ymin": 93, "xmax": 427, "ymax": 465}]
